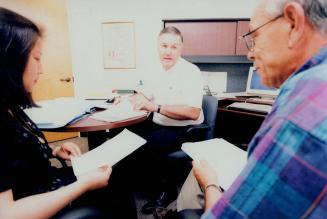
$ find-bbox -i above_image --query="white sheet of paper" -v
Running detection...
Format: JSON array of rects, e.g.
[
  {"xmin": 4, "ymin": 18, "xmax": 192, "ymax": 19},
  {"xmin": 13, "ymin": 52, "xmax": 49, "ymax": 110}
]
[
  {"xmin": 90, "ymin": 99, "xmax": 147, "ymax": 122},
  {"xmin": 71, "ymin": 129, "xmax": 146, "ymax": 176},
  {"xmin": 182, "ymin": 138, "xmax": 247, "ymax": 190},
  {"xmin": 202, "ymin": 71, "xmax": 227, "ymax": 93}
]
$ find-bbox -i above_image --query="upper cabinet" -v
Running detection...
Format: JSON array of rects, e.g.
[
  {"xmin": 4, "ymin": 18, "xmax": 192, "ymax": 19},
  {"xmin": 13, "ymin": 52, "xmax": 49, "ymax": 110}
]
[
  {"xmin": 164, "ymin": 19, "xmax": 250, "ymax": 56},
  {"xmin": 235, "ymin": 21, "xmax": 250, "ymax": 55}
]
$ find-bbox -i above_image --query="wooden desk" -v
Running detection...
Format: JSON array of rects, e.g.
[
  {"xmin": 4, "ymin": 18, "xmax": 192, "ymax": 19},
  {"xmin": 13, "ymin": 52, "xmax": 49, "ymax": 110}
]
[
  {"xmin": 43, "ymin": 113, "xmax": 149, "ymax": 149},
  {"xmin": 215, "ymin": 98, "xmax": 266, "ymax": 150}
]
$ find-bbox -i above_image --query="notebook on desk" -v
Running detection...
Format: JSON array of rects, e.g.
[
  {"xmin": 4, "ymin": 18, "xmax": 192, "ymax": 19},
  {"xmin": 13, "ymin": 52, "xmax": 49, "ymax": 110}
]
[{"xmin": 24, "ymin": 97, "xmax": 108, "ymax": 129}]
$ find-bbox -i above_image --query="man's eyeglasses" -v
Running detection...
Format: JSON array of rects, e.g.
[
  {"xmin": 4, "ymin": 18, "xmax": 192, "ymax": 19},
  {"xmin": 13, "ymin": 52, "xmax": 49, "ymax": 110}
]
[{"xmin": 242, "ymin": 15, "xmax": 283, "ymax": 51}]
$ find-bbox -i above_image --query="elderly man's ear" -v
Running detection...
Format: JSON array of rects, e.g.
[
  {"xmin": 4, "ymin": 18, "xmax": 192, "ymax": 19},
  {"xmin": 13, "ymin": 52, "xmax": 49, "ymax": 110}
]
[{"xmin": 283, "ymin": 2, "xmax": 306, "ymax": 49}]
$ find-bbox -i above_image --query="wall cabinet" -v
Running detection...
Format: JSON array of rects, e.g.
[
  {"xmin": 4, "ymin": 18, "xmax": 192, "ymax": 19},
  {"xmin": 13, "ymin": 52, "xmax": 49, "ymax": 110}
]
[
  {"xmin": 235, "ymin": 21, "xmax": 250, "ymax": 55},
  {"xmin": 164, "ymin": 19, "xmax": 250, "ymax": 56}
]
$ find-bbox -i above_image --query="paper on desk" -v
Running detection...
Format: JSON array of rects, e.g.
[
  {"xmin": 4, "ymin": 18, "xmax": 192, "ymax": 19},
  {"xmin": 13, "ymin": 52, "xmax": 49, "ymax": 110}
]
[
  {"xmin": 182, "ymin": 138, "xmax": 247, "ymax": 190},
  {"xmin": 202, "ymin": 71, "xmax": 227, "ymax": 94},
  {"xmin": 90, "ymin": 100, "xmax": 147, "ymax": 122},
  {"xmin": 71, "ymin": 129, "xmax": 146, "ymax": 176},
  {"xmin": 24, "ymin": 97, "xmax": 95, "ymax": 129}
]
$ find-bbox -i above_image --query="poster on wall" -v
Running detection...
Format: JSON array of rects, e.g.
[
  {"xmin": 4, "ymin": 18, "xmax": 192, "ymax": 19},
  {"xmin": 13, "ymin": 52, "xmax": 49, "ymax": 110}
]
[{"xmin": 102, "ymin": 22, "xmax": 136, "ymax": 69}]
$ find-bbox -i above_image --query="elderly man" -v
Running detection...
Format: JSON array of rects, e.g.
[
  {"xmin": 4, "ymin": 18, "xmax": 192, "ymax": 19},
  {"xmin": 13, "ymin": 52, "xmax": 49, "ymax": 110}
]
[
  {"xmin": 122, "ymin": 26, "xmax": 204, "ymax": 214},
  {"xmin": 177, "ymin": 0, "xmax": 327, "ymax": 218}
]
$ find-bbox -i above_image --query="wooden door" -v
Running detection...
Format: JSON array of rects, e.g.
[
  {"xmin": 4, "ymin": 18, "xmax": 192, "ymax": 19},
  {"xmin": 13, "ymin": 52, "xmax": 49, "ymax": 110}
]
[{"xmin": 0, "ymin": 0, "xmax": 77, "ymax": 142}]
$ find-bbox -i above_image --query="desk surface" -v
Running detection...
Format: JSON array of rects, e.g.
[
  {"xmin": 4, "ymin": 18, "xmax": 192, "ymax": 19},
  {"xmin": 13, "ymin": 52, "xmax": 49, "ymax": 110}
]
[
  {"xmin": 218, "ymin": 98, "xmax": 266, "ymax": 118},
  {"xmin": 216, "ymin": 98, "xmax": 266, "ymax": 149},
  {"xmin": 42, "ymin": 113, "xmax": 149, "ymax": 132}
]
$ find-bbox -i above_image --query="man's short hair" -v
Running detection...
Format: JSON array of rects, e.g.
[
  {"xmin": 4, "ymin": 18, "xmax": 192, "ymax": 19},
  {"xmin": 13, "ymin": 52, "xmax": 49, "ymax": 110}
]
[
  {"xmin": 265, "ymin": 0, "xmax": 327, "ymax": 35},
  {"xmin": 159, "ymin": 26, "xmax": 183, "ymax": 42}
]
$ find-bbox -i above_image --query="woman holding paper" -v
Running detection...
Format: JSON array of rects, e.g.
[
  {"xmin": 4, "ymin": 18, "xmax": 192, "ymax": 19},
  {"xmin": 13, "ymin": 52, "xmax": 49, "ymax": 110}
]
[{"xmin": 0, "ymin": 7, "xmax": 136, "ymax": 219}]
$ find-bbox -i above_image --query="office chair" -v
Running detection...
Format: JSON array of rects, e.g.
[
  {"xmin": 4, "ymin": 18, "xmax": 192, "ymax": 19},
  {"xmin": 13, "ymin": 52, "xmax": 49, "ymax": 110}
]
[
  {"xmin": 57, "ymin": 207, "xmax": 105, "ymax": 219},
  {"xmin": 168, "ymin": 95, "xmax": 218, "ymax": 159},
  {"xmin": 166, "ymin": 95, "xmax": 218, "ymax": 188},
  {"xmin": 187, "ymin": 95, "xmax": 218, "ymax": 141},
  {"xmin": 140, "ymin": 95, "xmax": 218, "ymax": 214}
]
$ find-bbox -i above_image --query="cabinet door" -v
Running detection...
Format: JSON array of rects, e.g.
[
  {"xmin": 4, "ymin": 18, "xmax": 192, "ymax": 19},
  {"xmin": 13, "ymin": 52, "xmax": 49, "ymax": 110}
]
[
  {"xmin": 236, "ymin": 21, "xmax": 250, "ymax": 55},
  {"xmin": 166, "ymin": 22, "xmax": 237, "ymax": 56}
]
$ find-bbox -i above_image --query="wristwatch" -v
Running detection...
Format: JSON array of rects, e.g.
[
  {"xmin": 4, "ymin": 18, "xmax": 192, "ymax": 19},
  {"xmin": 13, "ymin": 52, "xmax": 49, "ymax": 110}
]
[{"xmin": 157, "ymin": 105, "xmax": 161, "ymax": 113}]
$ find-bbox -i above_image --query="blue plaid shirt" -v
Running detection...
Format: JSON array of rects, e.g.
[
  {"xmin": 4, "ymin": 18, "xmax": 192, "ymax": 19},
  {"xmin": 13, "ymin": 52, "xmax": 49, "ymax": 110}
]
[{"xmin": 203, "ymin": 45, "xmax": 327, "ymax": 219}]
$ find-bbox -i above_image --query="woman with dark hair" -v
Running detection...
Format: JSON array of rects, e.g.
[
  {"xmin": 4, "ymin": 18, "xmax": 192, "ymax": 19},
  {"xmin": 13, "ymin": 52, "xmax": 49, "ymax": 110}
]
[{"xmin": 0, "ymin": 7, "xmax": 136, "ymax": 219}]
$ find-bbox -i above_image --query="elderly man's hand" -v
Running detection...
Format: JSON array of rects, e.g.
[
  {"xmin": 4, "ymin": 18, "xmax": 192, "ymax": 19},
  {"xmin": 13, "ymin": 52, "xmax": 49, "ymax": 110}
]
[{"xmin": 192, "ymin": 159, "xmax": 219, "ymax": 190}]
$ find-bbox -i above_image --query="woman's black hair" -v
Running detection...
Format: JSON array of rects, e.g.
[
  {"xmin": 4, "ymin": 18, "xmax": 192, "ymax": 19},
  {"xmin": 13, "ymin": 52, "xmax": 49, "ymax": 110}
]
[{"xmin": 0, "ymin": 7, "xmax": 42, "ymax": 108}]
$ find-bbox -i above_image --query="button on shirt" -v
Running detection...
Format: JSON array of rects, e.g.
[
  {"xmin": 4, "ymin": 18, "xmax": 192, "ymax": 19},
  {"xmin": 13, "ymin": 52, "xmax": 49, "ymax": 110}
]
[
  {"xmin": 203, "ymin": 46, "xmax": 327, "ymax": 219},
  {"xmin": 151, "ymin": 58, "xmax": 204, "ymax": 126}
]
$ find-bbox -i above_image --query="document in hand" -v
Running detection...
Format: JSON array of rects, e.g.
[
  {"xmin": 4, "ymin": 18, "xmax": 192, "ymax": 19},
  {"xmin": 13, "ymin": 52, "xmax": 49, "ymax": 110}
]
[
  {"xmin": 182, "ymin": 138, "xmax": 247, "ymax": 190},
  {"xmin": 71, "ymin": 129, "xmax": 146, "ymax": 176}
]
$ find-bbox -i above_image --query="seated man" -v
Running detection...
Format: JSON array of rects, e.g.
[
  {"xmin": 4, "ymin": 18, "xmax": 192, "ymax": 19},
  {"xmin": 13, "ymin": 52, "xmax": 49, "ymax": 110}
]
[
  {"xmin": 124, "ymin": 26, "xmax": 204, "ymax": 214},
  {"xmin": 177, "ymin": 0, "xmax": 327, "ymax": 218}
]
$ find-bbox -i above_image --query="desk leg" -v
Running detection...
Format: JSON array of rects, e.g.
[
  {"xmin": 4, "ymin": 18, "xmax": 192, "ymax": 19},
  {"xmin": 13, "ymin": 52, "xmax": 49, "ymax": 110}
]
[{"xmin": 87, "ymin": 131, "xmax": 107, "ymax": 150}]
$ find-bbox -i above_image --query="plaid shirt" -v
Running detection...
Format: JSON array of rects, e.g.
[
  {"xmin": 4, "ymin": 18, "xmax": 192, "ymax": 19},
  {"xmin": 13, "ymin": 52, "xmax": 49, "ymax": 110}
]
[{"xmin": 203, "ymin": 46, "xmax": 327, "ymax": 219}]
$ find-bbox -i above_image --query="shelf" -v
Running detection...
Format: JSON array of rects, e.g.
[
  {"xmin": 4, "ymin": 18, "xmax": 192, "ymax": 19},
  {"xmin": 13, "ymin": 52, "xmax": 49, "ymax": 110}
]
[
  {"xmin": 163, "ymin": 18, "xmax": 250, "ymax": 22},
  {"xmin": 183, "ymin": 55, "xmax": 253, "ymax": 64}
]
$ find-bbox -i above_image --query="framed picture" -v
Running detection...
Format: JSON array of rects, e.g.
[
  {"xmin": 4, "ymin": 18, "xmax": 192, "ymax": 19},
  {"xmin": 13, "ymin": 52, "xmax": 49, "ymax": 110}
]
[{"xmin": 102, "ymin": 22, "xmax": 136, "ymax": 69}]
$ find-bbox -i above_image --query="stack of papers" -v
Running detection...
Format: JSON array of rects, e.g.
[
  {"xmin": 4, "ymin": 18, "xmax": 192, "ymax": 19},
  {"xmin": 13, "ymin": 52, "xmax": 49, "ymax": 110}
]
[
  {"xmin": 24, "ymin": 97, "xmax": 100, "ymax": 129},
  {"xmin": 71, "ymin": 129, "xmax": 146, "ymax": 176},
  {"xmin": 182, "ymin": 138, "xmax": 247, "ymax": 190},
  {"xmin": 91, "ymin": 100, "xmax": 147, "ymax": 122}
]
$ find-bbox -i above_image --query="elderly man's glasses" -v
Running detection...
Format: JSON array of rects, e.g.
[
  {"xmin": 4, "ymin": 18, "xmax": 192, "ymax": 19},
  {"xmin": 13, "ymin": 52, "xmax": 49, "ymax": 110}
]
[{"xmin": 242, "ymin": 15, "xmax": 283, "ymax": 51}]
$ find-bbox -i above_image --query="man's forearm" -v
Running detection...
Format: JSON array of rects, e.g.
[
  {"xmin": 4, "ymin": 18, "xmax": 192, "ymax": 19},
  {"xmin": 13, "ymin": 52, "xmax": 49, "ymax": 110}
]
[
  {"xmin": 204, "ymin": 185, "xmax": 223, "ymax": 210},
  {"xmin": 157, "ymin": 105, "xmax": 200, "ymax": 120}
]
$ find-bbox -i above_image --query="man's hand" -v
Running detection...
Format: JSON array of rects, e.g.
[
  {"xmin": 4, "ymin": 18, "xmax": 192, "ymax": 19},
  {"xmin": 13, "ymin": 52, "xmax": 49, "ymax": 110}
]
[
  {"xmin": 192, "ymin": 159, "xmax": 219, "ymax": 189},
  {"xmin": 193, "ymin": 160, "xmax": 222, "ymax": 210},
  {"xmin": 129, "ymin": 93, "xmax": 157, "ymax": 112},
  {"xmin": 52, "ymin": 142, "xmax": 82, "ymax": 161}
]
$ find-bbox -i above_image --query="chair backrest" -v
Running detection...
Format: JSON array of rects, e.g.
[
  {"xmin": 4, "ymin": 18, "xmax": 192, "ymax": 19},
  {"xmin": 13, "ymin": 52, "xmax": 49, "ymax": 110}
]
[
  {"xmin": 201, "ymin": 95, "xmax": 218, "ymax": 139},
  {"xmin": 166, "ymin": 95, "xmax": 218, "ymax": 181}
]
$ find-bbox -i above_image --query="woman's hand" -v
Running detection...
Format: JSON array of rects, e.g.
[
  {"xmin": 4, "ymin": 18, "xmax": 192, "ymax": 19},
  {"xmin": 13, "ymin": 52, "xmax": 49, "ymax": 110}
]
[
  {"xmin": 52, "ymin": 142, "xmax": 82, "ymax": 161},
  {"xmin": 77, "ymin": 165, "xmax": 112, "ymax": 191},
  {"xmin": 192, "ymin": 159, "xmax": 219, "ymax": 189},
  {"xmin": 129, "ymin": 93, "xmax": 157, "ymax": 112}
]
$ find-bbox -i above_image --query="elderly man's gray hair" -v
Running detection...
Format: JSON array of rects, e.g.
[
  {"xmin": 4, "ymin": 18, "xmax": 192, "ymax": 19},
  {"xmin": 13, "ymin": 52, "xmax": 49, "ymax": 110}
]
[{"xmin": 265, "ymin": 0, "xmax": 327, "ymax": 35}]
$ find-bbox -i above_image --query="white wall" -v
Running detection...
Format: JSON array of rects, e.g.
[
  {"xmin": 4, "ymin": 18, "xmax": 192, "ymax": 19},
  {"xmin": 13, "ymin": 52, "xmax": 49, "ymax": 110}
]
[{"xmin": 66, "ymin": 0, "xmax": 260, "ymax": 98}]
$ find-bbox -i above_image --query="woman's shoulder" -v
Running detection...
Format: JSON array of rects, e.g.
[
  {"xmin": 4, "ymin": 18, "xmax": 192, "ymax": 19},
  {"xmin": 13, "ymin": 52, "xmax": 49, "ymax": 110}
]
[{"xmin": 0, "ymin": 106, "xmax": 22, "ymax": 134}]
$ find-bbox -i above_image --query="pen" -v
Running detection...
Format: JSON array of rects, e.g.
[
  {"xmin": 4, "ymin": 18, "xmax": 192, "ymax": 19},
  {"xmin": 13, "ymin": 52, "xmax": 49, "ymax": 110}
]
[{"xmin": 112, "ymin": 89, "xmax": 137, "ymax": 94}]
